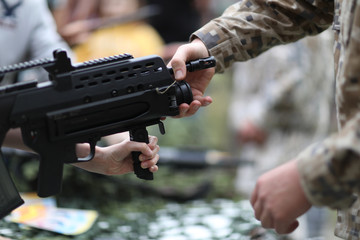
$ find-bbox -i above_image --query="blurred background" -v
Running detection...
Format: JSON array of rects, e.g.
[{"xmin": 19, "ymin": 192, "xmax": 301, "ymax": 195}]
[{"xmin": 0, "ymin": 0, "xmax": 339, "ymax": 239}]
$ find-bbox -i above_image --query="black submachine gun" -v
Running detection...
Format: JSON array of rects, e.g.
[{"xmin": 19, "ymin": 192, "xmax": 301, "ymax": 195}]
[{"xmin": 0, "ymin": 49, "xmax": 215, "ymax": 218}]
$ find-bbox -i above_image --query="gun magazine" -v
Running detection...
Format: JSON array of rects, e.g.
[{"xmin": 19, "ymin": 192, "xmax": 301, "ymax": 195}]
[{"xmin": 0, "ymin": 151, "xmax": 24, "ymax": 219}]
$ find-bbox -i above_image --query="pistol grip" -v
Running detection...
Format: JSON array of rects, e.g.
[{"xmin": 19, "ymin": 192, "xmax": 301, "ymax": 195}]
[
  {"xmin": 129, "ymin": 128, "xmax": 154, "ymax": 180},
  {"xmin": 37, "ymin": 153, "xmax": 64, "ymax": 197},
  {"xmin": 37, "ymin": 145, "xmax": 76, "ymax": 198}
]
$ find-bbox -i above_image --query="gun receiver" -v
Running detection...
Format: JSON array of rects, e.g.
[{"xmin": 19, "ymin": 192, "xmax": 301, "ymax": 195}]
[{"xmin": 0, "ymin": 50, "xmax": 216, "ymax": 215}]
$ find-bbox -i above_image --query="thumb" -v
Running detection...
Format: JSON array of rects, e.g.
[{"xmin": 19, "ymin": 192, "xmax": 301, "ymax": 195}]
[
  {"xmin": 172, "ymin": 61, "xmax": 186, "ymax": 80},
  {"xmin": 169, "ymin": 54, "xmax": 187, "ymax": 80}
]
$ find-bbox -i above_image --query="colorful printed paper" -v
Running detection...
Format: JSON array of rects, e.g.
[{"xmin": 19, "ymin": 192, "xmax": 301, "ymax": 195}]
[{"xmin": 6, "ymin": 193, "xmax": 98, "ymax": 235}]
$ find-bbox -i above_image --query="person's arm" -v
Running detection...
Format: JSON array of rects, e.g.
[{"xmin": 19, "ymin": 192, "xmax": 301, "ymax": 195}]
[
  {"xmin": 3, "ymin": 129, "xmax": 159, "ymax": 175},
  {"xmin": 73, "ymin": 135, "xmax": 159, "ymax": 175},
  {"xmin": 250, "ymin": 159, "xmax": 311, "ymax": 234},
  {"xmin": 250, "ymin": 113, "xmax": 360, "ymax": 234},
  {"xmin": 192, "ymin": 0, "xmax": 334, "ymax": 73},
  {"xmin": 296, "ymin": 113, "xmax": 360, "ymax": 209},
  {"xmin": 170, "ymin": 0, "xmax": 334, "ymax": 117}
]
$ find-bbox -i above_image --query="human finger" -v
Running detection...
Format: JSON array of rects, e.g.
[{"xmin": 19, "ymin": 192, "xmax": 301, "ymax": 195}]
[
  {"xmin": 193, "ymin": 95, "xmax": 213, "ymax": 107},
  {"xmin": 176, "ymin": 101, "xmax": 201, "ymax": 117},
  {"xmin": 147, "ymin": 136, "xmax": 159, "ymax": 150},
  {"xmin": 252, "ymin": 198, "xmax": 263, "ymax": 221},
  {"xmin": 141, "ymin": 154, "xmax": 160, "ymax": 169},
  {"xmin": 186, "ymin": 102, "xmax": 201, "ymax": 116},
  {"xmin": 169, "ymin": 39, "xmax": 210, "ymax": 80},
  {"xmin": 169, "ymin": 48, "xmax": 188, "ymax": 80},
  {"xmin": 149, "ymin": 165, "xmax": 159, "ymax": 173},
  {"xmin": 259, "ymin": 207, "xmax": 274, "ymax": 229},
  {"xmin": 117, "ymin": 141, "xmax": 152, "ymax": 162},
  {"xmin": 250, "ymin": 183, "xmax": 258, "ymax": 207},
  {"xmin": 172, "ymin": 103, "xmax": 190, "ymax": 118},
  {"xmin": 175, "ymin": 97, "xmax": 212, "ymax": 118},
  {"xmin": 275, "ymin": 220, "xmax": 299, "ymax": 234},
  {"xmin": 139, "ymin": 144, "xmax": 159, "ymax": 161}
]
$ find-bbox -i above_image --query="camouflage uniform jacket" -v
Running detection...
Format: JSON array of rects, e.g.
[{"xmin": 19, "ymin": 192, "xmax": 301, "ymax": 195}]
[{"xmin": 192, "ymin": 0, "xmax": 360, "ymax": 239}]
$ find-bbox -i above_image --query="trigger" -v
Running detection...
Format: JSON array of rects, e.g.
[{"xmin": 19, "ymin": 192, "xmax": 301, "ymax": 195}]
[{"xmin": 77, "ymin": 140, "xmax": 96, "ymax": 161}]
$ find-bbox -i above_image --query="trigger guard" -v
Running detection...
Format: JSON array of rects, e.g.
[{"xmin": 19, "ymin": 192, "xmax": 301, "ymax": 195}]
[{"xmin": 77, "ymin": 141, "xmax": 96, "ymax": 162}]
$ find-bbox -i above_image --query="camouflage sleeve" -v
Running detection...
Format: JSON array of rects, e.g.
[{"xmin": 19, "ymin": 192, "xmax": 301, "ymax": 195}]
[
  {"xmin": 297, "ymin": 114, "xmax": 360, "ymax": 209},
  {"xmin": 191, "ymin": 0, "xmax": 334, "ymax": 72}
]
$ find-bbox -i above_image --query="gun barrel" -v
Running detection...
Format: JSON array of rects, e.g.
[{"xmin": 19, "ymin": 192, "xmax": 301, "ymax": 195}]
[{"xmin": 167, "ymin": 56, "xmax": 216, "ymax": 75}]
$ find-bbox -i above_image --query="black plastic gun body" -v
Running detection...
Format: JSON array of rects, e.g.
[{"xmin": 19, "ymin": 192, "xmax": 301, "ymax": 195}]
[{"xmin": 0, "ymin": 49, "xmax": 215, "ymax": 204}]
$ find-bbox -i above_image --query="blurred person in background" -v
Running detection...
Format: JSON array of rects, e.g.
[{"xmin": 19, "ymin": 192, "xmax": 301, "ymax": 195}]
[
  {"xmin": 146, "ymin": 0, "xmax": 203, "ymax": 44},
  {"xmin": 0, "ymin": 0, "xmax": 72, "ymax": 85},
  {"xmin": 52, "ymin": 0, "xmax": 164, "ymax": 62},
  {"xmin": 146, "ymin": 0, "xmax": 212, "ymax": 61},
  {"xmin": 52, "ymin": 0, "xmax": 216, "ymax": 62}
]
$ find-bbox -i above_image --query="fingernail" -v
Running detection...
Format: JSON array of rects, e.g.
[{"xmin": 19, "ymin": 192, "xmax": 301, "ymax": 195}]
[
  {"xmin": 175, "ymin": 69, "xmax": 183, "ymax": 79},
  {"xmin": 180, "ymin": 108, "xmax": 187, "ymax": 115},
  {"xmin": 203, "ymin": 101, "xmax": 211, "ymax": 106},
  {"xmin": 193, "ymin": 105, "xmax": 200, "ymax": 111},
  {"xmin": 141, "ymin": 162, "xmax": 148, "ymax": 169}
]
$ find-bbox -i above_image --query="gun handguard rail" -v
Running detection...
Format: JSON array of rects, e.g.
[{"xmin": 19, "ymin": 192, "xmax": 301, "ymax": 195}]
[{"xmin": 0, "ymin": 49, "xmax": 215, "ymax": 218}]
